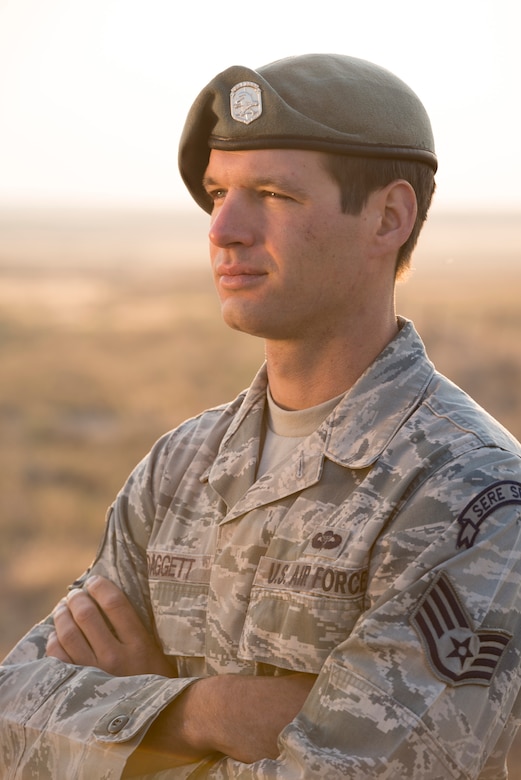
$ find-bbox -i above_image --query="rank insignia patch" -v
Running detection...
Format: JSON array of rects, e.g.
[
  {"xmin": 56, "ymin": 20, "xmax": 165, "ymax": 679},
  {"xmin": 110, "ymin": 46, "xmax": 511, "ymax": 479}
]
[
  {"xmin": 456, "ymin": 481, "xmax": 521, "ymax": 549},
  {"xmin": 411, "ymin": 572, "xmax": 511, "ymax": 686}
]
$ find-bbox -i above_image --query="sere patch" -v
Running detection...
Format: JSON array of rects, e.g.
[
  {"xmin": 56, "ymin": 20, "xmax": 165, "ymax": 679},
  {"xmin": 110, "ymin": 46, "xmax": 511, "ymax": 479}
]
[{"xmin": 456, "ymin": 480, "xmax": 521, "ymax": 549}]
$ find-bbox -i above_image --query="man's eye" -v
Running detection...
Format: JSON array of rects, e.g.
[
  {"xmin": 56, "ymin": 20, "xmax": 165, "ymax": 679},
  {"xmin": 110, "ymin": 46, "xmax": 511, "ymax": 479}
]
[
  {"xmin": 262, "ymin": 190, "xmax": 288, "ymax": 200},
  {"xmin": 205, "ymin": 187, "xmax": 226, "ymax": 203},
  {"xmin": 207, "ymin": 189, "xmax": 226, "ymax": 202}
]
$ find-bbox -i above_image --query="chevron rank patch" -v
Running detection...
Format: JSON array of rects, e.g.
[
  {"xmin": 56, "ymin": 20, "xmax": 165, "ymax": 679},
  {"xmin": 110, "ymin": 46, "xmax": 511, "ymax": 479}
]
[{"xmin": 410, "ymin": 572, "xmax": 511, "ymax": 686}]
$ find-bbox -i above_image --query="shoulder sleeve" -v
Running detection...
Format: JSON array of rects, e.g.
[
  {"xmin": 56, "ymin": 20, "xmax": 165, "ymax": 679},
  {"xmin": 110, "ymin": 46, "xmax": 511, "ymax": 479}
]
[
  {"xmin": 0, "ymin": 402, "xmax": 237, "ymax": 778},
  {"xmin": 0, "ymin": 429, "xmax": 198, "ymax": 778}
]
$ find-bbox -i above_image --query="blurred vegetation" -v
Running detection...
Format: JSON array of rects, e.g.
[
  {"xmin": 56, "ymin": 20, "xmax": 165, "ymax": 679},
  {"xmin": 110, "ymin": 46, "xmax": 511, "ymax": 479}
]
[{"xmin": 0, "ymin": 206, "xmax": 520, "ymax": 768}]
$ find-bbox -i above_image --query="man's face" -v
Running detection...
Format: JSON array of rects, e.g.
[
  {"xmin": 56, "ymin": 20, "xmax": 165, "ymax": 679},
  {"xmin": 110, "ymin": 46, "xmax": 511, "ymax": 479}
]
[{"xmin": 203, "ymin": 148, "xmax": 374, "ymax": 343}]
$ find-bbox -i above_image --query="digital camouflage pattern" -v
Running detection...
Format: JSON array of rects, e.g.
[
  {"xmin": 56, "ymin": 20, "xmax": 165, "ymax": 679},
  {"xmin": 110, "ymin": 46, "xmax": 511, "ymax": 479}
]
[{"xmin": 1, "ymin": 319, "xmax": 521, "ymax": 779}]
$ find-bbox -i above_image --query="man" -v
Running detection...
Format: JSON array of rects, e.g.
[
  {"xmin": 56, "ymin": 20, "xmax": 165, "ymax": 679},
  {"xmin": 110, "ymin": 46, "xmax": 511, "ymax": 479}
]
[{"xmin": 1, "ymin": 53, "xmax": 520, "ymax": 779}]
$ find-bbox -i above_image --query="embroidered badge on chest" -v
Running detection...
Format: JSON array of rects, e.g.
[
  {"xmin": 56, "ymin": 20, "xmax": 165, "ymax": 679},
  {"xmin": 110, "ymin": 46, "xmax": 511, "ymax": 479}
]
[
  {"xmin": 311, "ymin": 530, "xmax": 343, "ymax": 550},
  {"xmin": 303, "ymin": 527, "xmax": 345, "ymax": 558},
  {"xmin": 410, "ymin": 571, "xmax": 511, "ymax": 686}
]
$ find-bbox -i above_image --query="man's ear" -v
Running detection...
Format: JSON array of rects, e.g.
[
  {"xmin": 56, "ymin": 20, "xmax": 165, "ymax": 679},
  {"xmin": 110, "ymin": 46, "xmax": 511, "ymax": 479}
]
[{"xmin": 374, "ymin": 179, "xmax": 417, "ymax": 251}]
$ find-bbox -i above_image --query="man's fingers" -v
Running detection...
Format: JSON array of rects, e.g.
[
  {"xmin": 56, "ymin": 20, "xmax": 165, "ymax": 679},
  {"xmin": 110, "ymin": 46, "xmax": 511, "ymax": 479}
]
[
  {"xmin": 84, "ymin": 575, "xmax": 147, "ymax": 642},
  {"xmin": 82, "ymin": 576, "xmax": 176, "ymax": 677},
  {"xmin": 46, "ymin": 630, "xmax": 74, "ymax": 664},
  {"xmin": 50, "ymin": 577, "xmax": 174, "ymax": 677},
  {"xmin": 51, "ymin": 601, "xmax": 98, "ymax": 666}
]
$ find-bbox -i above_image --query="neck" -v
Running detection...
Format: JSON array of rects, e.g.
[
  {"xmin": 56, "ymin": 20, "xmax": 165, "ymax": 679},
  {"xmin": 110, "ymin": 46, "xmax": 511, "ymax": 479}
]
[{"xmin": 265, "ymin": 308, "xmax": 398, "ymax": 411}]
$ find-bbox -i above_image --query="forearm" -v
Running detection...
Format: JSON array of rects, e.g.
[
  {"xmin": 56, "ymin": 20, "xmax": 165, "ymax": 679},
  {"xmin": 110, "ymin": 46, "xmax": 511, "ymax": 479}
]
[
  {"xmin": 123, "ymin": 673, "xmax": 316, "ymax": 777},
  {"xmin": 0, "ymin": 656, "xmax": 193, "ymax": 780}
]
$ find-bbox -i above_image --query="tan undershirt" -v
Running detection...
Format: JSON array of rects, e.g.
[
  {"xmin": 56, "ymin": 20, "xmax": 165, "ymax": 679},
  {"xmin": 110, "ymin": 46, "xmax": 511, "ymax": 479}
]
[{"xmin": 256, "ymin": 388, "xmax": 346, "ymax": 479}]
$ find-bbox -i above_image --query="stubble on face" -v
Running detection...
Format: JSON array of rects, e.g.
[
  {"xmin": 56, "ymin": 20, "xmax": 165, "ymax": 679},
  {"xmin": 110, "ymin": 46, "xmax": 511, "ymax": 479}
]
[{"xmin": 205, "ymin": 148, "xmax": 371, "ymax": 345}]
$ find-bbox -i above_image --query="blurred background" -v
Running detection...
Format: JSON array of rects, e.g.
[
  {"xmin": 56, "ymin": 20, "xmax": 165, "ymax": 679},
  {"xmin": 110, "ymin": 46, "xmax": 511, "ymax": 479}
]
[
  {"xmin": 1, "ymin": 0, "xmax": 520, "ymax": 766},
  {"xmin": 1, "ymin": 0, "xmax": 520, "ymax": 212}
]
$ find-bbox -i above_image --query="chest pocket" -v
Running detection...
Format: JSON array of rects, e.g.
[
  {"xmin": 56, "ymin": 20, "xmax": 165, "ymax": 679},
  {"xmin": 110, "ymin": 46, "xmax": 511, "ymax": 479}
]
[
  {"xmin": 147, "ymin": 549, "xmax": 213, "ymax": 657},
  {"xmin": 238, "ymin": 555, "xmax": 368, "ymax": 674}
]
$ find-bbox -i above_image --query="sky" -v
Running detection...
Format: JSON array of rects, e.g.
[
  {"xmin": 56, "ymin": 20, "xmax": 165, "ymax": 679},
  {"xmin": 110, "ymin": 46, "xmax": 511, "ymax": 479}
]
[{"xmin": 0, "ymin": 0, "xmax": 519, "ymax": 213}]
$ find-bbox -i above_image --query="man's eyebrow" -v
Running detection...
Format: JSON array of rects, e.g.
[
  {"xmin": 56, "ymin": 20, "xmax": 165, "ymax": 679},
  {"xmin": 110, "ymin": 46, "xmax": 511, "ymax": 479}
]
[
  {"xmin": 202, "ymin": 174, "xmax": 309, "ymax": 198},
  {"xmin": 202, "ymin": 175, "xmax": 219, "ymax": 191},
  {"xmin": 255, "ymin": 176, "xmax": 309, "ymax": 197}
]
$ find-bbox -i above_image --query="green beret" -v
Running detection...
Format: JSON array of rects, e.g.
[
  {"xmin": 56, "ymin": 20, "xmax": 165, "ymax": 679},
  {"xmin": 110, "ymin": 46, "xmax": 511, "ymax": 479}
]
[{"xmin": 179, "ymin": 53, "xmax": 437, "ymax": 213}]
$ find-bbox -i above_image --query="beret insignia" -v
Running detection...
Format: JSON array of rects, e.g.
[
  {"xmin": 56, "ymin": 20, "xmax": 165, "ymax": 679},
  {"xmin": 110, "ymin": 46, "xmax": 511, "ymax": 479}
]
[{"xmin": 230, "ymin": 81, "xmax": 262, "ymax": 125}]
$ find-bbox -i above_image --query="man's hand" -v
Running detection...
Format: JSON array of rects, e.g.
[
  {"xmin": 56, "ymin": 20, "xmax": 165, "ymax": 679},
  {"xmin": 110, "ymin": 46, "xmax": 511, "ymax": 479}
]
[
  {"xmin": 47, "ymin": 576, "xmax": 317, "ymax": 774},
  {"xmin": 46, "ymin": 575, "xmax": 174, "ymax": 677}
]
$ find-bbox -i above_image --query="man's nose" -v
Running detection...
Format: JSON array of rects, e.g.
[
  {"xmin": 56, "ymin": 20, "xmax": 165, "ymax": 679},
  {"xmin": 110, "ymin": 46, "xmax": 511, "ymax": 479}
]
[{"xmin": 208, "ymin": 192, "xmax": 256, "ymax": 248}]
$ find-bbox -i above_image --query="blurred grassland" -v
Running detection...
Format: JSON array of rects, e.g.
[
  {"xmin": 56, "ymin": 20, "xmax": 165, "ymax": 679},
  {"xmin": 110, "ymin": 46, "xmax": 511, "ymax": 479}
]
[{"xmin": 0, "ymin": 206, "xmax": 520, "ymax": 767}]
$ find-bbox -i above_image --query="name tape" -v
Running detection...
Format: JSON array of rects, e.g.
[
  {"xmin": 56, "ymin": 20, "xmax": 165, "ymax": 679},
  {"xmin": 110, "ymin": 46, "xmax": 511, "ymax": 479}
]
[{"xmin": 147, "ymin": 551, "xmax": 213, "ymax": 584}]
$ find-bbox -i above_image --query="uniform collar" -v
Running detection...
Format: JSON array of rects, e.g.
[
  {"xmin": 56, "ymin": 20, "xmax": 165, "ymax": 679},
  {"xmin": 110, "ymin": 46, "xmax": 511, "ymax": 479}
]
[
  {"xmin": 208, "ymin": 319, "xmax": 434, "ymax": 509},
  {"xmin": 228, "ymin": 318, "xmax": 434, "ymax": 467},
  {"xmin": 324, "ymin": 318, "xmax": 434, "ymax": 467}
]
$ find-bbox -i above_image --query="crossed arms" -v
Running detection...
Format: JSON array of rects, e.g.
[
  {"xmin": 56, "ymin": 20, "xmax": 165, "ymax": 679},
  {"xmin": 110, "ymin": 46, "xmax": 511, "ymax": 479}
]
[{"xmin": 46, "ymin": 575, "xmax": 316, "ymax": 775}]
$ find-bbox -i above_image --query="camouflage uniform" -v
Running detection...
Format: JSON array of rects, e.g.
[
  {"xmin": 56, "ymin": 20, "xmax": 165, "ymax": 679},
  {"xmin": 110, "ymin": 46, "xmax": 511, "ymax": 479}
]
[{"xmin": 1, "ymin": 319, "xmax": 521, "ymax": 779}]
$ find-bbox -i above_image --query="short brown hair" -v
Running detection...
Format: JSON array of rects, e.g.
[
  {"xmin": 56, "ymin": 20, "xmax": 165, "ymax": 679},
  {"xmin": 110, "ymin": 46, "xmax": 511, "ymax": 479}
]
[{"xmin": 322, "ymin": 154, "xmax": 436, "ymax": 277}]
